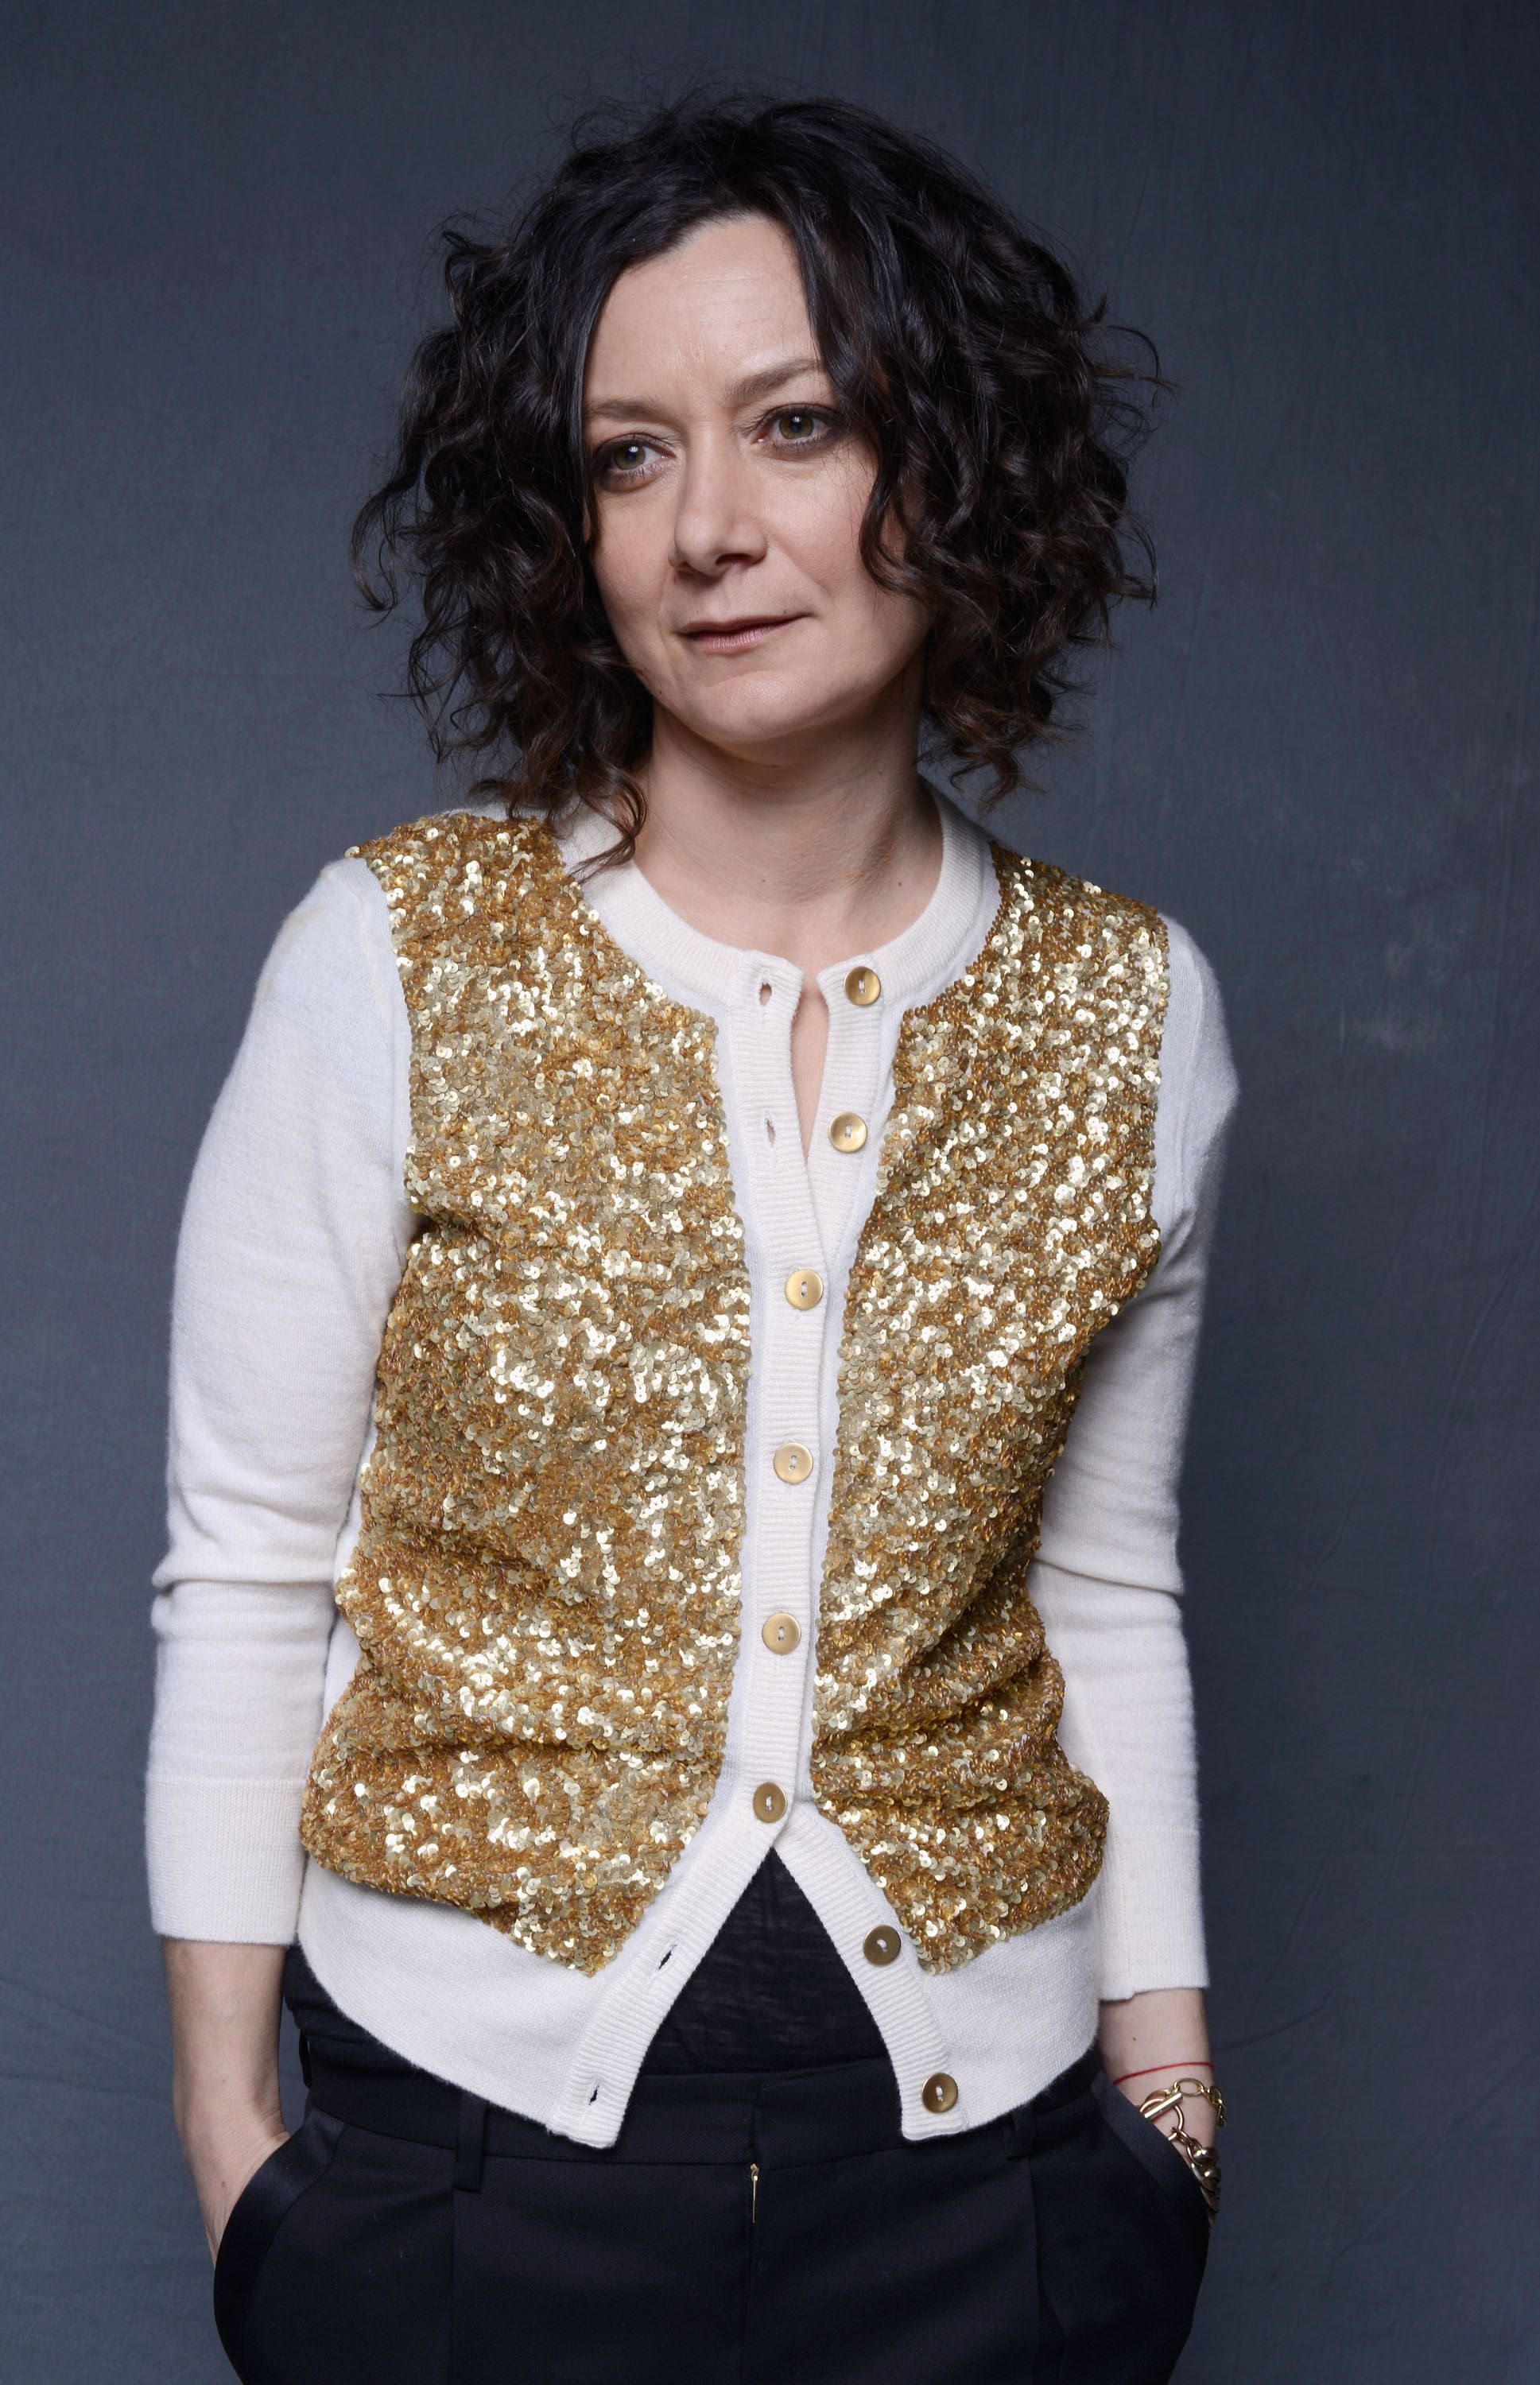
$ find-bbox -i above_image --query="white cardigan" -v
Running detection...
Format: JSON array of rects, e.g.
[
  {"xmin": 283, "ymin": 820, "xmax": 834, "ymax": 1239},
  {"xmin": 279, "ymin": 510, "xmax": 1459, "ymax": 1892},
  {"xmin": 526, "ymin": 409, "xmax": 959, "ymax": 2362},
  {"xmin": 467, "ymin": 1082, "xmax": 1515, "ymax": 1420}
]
[{"xmin": 145, "ymin": 785, "xmax": 1239, "ymax": 2146}]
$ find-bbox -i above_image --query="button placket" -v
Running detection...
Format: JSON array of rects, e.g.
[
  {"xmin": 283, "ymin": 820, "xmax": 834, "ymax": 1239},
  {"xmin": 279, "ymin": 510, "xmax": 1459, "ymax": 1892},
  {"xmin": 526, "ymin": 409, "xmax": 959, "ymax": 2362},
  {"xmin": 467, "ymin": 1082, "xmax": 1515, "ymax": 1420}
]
[
  {"xmin": 790, "ymin": 965, "xmax": 930, "ymax": 1999},
  {"xmin": 721, "ymin": 966, "xmax": 833, "ymax": 1840},
  {"xmin": 806, "ymin": 956, "xmax": 890, "ymax": 1290},
  {"xmin": 732, "ymin": 955, "xmax": 890, "ymax": 1863},
  {"xmin": 770, "ymin": 1803, "xmax": 964, "ymax": 2131},
  {"xmin": 534, "ymin": 794, "xmax": 999, "ymax": 2136}
]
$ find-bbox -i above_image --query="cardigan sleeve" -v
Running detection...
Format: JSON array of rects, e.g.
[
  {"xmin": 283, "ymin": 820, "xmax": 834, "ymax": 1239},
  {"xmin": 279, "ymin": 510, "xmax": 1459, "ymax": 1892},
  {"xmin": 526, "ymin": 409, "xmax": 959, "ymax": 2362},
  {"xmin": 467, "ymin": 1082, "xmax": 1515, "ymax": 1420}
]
[
  {"xmin": 1030, "ymin": 916, "xmax": 1239, "ymax": 2001},
  {"xmin": 144, "ymin": 855, "xmax": 413, "ymax": 1943}
]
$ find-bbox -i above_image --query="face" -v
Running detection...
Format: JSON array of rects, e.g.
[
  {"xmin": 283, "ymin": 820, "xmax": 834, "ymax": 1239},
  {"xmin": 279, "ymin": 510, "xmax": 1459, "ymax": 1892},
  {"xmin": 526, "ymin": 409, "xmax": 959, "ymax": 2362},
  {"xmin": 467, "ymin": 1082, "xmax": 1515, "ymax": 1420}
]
[{"xmin": 581, "ymin": 211, "xmax": 930, "ymax": 766}]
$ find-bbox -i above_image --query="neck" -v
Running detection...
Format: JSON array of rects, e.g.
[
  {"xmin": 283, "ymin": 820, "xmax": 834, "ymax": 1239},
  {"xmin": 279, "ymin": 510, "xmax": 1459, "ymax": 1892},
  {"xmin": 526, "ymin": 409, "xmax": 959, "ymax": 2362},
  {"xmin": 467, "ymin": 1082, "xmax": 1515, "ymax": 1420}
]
[{"xmin": 626, "ymin": 703, "xmax": 944, "ymax": 975}]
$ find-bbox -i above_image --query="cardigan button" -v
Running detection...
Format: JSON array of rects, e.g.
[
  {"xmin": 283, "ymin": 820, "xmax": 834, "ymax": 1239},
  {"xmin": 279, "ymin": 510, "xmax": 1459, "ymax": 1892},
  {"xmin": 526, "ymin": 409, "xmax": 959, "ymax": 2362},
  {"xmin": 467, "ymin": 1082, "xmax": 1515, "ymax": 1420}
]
[
  {"xmin": 752, "ymin": 1782, "xmax": 788, "ymax": 1823},
  {"xmin": 828, "ymin": 1112, "xmax": 868, "ymax": 1154},
  {"xmin": 863, "ymin": 1925, "xmax": 902, "ymax": 1966},
  {"xmin": 844, "ymin": 965, "xmax": 882, "ymax": 1006},
  {"xmin": 784, "ymin": 1267, "xmax": 824, "ymax": 1309},
  {"xmin": 921, "ymin": 2072, "xmax": 959, "ymax": 2113},
  {"xmin": 772, "ymin": 1441, "xmax": 813, "ymax": 1483},
  {"xmin": 762, "ymin": 1612, "xmax": 801, "ymax": 1654}
]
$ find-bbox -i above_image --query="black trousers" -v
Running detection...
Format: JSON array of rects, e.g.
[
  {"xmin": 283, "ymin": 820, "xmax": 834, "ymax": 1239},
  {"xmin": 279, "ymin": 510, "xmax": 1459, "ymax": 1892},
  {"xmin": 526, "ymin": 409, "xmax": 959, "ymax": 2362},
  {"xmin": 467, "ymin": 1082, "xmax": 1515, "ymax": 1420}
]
[{"xmin": 214, "ymin": 1961, "xmax": 1209, "ymax": 2384}]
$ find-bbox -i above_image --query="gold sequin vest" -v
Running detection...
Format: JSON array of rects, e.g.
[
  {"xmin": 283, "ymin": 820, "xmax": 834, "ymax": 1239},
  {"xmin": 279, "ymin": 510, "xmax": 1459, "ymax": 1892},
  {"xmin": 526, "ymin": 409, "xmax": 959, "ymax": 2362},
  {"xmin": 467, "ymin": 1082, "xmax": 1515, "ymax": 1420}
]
[{"xmin": 298, "ymin": 811, "xmax": 1168, "ymax": 1976}]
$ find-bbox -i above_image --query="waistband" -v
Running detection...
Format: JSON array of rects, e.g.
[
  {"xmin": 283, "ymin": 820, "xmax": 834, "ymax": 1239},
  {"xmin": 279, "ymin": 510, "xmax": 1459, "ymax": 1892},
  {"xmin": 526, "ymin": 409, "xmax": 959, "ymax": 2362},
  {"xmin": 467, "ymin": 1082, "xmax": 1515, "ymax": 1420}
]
[{"xmin": 301, "ymin": 2038, "xmax": 1104, "ymax": 2173}]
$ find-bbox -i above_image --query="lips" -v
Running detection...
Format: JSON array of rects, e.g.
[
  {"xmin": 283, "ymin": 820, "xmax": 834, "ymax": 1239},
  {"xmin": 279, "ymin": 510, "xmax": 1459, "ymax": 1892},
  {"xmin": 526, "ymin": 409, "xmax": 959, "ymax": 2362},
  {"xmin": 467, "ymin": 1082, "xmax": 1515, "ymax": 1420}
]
[{"xmin": 679, "ymin": 615, "xmax": 801, "ymax": 647}]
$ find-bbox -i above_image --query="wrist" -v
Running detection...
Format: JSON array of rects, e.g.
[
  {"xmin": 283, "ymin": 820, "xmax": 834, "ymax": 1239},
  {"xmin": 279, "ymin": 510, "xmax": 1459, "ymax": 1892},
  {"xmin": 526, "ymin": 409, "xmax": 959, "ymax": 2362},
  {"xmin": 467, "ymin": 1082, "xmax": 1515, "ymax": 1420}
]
[
  {"xmin": 1097, "ymin": 1984, "xmax": 1211, "ymax": 2086},
  {"xmin": 173, "ymin": 2079, "xmax": 285, "ymax": 2162},
  {"xmin": 1134, "ymin": 2076, "xmax": 1227, "ymax": 2222}
]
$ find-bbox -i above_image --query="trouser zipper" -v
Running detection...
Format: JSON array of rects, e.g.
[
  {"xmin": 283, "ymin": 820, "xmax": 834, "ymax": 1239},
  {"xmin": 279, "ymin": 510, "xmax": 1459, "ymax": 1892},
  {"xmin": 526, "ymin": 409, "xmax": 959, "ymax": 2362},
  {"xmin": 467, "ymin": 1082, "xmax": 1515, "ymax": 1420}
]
[{"xmin": 749, "ymin": 2160, "xmax": 759, "ymax": 2225}]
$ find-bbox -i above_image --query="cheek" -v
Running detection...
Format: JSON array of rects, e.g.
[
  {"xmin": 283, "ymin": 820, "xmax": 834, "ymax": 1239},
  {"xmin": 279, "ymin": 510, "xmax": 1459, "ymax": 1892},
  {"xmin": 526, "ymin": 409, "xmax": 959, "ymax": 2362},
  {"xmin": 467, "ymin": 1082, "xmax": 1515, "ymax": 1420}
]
[
  {"xmin": 789, "ymin": 471, "xmax": 923, "ymax": 652},
  {"xmin": 588, "ymin": 510, "xmax": 662, "ymax": 643},
  {"xmin": 797, "ymin": 462, "xmax": 870, "ymax": 585}
]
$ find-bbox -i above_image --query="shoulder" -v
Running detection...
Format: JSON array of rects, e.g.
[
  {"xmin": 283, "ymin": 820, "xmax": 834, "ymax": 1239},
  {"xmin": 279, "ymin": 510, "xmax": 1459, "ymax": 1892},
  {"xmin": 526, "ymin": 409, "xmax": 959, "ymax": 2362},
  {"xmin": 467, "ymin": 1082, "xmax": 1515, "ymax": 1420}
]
[
  {"xmin": 256, "ymin": 851, "xmax": 392, "ymax": 1021},
  {"xmin": 1154, "ymin": 913, "xmax": 1240, "ymax": 1134},
  {"xmin": 986, "ymin": 842, "xmax": 1169, "ymax": 1021},
  {"xmin": 990, "ymin": 840, "xmax": 1162, "ymax": 944},
  {"xmin": 249, "ymin": 809, "xmax": 510, "ymax": 1045},
  {"xmin": 211, "ymin": 851, "xmax": 405, "ymax": 1124},
  {"xmin": 987, "ymin": 844, "xmax": 1234, "ymax": 1084},
  {"xmin": 983, "ymin": 843, "xmax": 1239, "ymax": 1213},
  {"xmin": 349, "ymin": 799, "xmax": 536, "ymax": 890},
  {"xmin": 343, "ymin": 801, "xmax": 563, "ymax": 960},
  {"xmin": 1136, "ymin": 913, "xmax": 1240, "ymax": 1242}
]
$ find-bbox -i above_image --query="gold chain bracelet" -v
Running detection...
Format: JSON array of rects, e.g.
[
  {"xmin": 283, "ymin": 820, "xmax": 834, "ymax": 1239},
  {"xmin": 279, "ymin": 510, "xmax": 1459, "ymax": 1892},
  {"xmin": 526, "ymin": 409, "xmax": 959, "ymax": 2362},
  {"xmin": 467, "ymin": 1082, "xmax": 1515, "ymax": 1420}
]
[{"xmin": 1136, "ymin": 2077, "xmax": 1227, "ymax": 2225}]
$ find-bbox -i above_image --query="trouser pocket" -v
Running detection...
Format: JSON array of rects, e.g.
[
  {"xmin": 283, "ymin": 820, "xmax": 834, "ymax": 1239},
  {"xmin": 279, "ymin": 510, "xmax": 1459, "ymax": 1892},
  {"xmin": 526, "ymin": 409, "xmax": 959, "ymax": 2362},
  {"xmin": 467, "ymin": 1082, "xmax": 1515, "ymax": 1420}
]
[
  {"xmin": 1015, "ymin": 2072, "xmax": 1208, "ymax": 2385},
  {"xmin": 213, "ymin": 2110, "xmax": 345, "ymax": 2380},
  {"xmin": 1090, "ymin": 2068, "xmax": 1212, "ymax": 2266}
]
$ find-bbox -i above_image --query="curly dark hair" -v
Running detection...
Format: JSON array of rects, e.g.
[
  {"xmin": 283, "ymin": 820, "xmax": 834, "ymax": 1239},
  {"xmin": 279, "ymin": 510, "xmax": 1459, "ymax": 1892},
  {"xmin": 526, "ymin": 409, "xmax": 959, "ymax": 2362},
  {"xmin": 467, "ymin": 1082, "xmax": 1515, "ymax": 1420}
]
[{"xmin": 353, "ymin": 87, "xmax": 1166, "ymax": 863}]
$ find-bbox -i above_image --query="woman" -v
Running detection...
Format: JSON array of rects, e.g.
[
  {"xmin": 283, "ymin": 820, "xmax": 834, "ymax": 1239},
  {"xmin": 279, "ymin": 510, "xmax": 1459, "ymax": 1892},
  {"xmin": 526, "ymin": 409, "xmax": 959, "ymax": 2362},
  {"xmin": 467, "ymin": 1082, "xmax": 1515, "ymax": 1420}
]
[{"xmin": 149, "ymin": 91, "xmax": 1237, "ymax": 2383}]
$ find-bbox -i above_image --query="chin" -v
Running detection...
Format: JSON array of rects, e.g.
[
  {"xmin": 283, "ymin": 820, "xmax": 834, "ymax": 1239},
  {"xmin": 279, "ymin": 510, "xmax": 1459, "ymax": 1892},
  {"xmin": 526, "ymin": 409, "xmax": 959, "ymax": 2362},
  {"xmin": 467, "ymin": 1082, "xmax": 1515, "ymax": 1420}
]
[{"xmin": 684, "ymin": 681, "xmax": 855, "ymax": 747}]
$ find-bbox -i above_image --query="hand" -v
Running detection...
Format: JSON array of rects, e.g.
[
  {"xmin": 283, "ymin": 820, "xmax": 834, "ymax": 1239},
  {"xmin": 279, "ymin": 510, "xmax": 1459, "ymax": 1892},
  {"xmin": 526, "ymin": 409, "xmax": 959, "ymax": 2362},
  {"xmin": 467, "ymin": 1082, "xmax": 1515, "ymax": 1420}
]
[{"xmin": 183, "ymin": 2109, "xmax": 293, "ymax": 2265}]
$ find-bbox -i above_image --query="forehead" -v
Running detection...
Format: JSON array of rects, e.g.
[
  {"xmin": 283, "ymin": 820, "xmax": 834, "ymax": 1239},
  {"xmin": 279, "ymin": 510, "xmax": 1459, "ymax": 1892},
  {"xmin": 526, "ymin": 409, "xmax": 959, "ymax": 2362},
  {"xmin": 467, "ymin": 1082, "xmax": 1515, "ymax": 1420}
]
[{"xmin": 584, "ymin": 214, "xmax": 823, "ymax": 401}]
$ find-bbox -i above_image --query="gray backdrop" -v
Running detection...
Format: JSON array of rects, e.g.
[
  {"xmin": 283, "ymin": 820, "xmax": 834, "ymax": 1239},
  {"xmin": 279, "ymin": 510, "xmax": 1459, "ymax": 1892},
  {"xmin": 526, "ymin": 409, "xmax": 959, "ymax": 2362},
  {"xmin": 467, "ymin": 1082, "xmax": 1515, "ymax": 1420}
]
[{"xmin": 5, "ymin": 2, "xmax": 1536, "ymax": 2376}]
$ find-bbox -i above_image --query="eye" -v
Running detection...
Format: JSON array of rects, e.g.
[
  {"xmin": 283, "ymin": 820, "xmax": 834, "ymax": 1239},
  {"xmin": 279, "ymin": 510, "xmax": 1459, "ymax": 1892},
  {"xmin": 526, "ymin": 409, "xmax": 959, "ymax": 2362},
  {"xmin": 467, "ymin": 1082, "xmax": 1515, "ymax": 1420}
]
[
  {"xmin": 590, "ymin": 404, "xmax": 843, "ymax": 490},
  {"xmin": 763, "ymin": 405, "xmax": 840, "ymax": 452},
  {"xmin": 592, "ymin": 436, "xmax": 658, "ymax": 487}
]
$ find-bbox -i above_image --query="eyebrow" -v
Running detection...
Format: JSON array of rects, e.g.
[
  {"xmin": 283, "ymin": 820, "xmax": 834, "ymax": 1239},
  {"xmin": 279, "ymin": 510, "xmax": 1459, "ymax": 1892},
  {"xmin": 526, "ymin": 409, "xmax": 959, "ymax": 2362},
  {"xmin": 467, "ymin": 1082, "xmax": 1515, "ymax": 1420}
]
[{"xmin": 584, "ymin": 352, "xmax": 828, "ymax": 427}]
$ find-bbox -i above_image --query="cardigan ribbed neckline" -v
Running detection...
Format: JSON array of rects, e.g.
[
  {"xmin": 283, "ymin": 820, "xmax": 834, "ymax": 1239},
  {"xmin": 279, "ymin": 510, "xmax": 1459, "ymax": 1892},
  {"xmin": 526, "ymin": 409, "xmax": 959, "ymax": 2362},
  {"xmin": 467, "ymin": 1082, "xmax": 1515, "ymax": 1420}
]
[{"xmin": 545, "ymin": 774, "xmax": 996, "ymax": 1020}]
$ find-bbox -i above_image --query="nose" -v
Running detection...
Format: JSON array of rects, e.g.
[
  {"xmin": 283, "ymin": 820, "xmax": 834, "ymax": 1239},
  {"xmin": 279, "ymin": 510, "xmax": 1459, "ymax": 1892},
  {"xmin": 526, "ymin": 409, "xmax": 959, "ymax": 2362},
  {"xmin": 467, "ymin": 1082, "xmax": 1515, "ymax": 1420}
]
[{"xmin": 668, "ymin": 434, "xmax": 769, "ymax": 577}]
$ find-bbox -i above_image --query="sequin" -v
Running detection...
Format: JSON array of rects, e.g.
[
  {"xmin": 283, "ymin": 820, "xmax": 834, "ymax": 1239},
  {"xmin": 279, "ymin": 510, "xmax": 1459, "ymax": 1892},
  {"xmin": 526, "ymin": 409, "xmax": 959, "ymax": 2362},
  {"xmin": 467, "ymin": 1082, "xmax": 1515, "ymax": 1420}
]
[
  {"xmin": 298, "ymin": 812, "xmax": 1167, "ymax": 1976},
  {"xmin": 298, "ymin": 814, "xmax": 752, "ymax": 1969},
  {"xmin": 810, "ymin": 851, "xmax": 1168, "ymax": 1965}
]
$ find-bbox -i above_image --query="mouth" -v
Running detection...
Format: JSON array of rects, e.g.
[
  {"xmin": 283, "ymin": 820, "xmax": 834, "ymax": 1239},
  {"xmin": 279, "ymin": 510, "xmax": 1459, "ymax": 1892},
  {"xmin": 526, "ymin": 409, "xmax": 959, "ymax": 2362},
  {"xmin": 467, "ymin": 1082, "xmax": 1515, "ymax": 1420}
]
[{"xmin": 678, "ymin": 615, "xmax": 803, "ymax": 653}]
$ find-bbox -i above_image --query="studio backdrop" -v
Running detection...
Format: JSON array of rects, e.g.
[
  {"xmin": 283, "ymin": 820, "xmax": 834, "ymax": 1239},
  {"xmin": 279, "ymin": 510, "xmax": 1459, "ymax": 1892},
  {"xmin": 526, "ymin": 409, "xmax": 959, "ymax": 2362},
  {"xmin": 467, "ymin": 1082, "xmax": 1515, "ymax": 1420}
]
[{"xmin": 2, "ymin": 3, "xmax": 1535, "ymax": 2378}]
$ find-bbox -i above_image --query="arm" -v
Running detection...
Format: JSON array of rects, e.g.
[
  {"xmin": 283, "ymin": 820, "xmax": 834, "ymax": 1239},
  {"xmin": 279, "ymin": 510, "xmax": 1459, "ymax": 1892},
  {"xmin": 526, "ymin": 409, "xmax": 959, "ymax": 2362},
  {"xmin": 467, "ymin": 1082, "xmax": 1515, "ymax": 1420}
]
[
  {"xmin": 164, "ymin": 1941, "xmax": 289, "ymax": 2259},
  {"xmin": 1031, "ymin": 917, "xmax": 1239, "ymax": 2153},
  {"xmin": 146, "ymin": 856, "xmax": 412, "ymax": 2252},
  {"xmin": 1096, "ymin": 1987, "xmax": 1216, "ymax": 2143}
]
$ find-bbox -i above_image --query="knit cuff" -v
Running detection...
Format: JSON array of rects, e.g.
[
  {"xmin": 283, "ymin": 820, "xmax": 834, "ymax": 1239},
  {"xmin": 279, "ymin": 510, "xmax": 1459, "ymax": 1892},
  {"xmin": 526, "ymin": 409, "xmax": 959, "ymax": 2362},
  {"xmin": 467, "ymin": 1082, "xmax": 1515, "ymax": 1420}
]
[
  {"xmin": 145, "ymin": 1774, "xmax": 308, "ymax": 1944},
  {"xmin": 1093, "ymin": 1804, "xmax": 1209, "ymax": 2000}
]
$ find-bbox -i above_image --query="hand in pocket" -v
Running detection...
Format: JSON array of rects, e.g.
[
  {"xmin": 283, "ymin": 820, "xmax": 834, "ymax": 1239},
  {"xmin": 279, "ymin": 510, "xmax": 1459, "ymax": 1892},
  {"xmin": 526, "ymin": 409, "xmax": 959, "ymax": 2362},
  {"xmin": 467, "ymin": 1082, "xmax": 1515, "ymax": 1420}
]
[{"xmin": 193, "ymin": 2118, "xmax": 294, "ymax": 2264}]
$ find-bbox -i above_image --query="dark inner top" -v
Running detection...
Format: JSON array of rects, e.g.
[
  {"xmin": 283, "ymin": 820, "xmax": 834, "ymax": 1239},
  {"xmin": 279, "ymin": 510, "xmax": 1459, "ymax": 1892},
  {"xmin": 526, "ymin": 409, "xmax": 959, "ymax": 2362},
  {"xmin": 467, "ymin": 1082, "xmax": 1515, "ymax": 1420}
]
[{"xmin": 284, "ymin": 1851, "xmax": 888, "ymax": 2080}]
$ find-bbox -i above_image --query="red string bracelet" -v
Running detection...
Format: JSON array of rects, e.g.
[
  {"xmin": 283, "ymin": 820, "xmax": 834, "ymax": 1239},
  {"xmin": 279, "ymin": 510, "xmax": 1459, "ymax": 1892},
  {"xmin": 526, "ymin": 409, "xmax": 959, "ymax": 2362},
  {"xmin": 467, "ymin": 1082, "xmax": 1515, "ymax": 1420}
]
[{"xmin": 1109, "ymin": 2060, "xmax": 1215, "ymax": 2085}]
